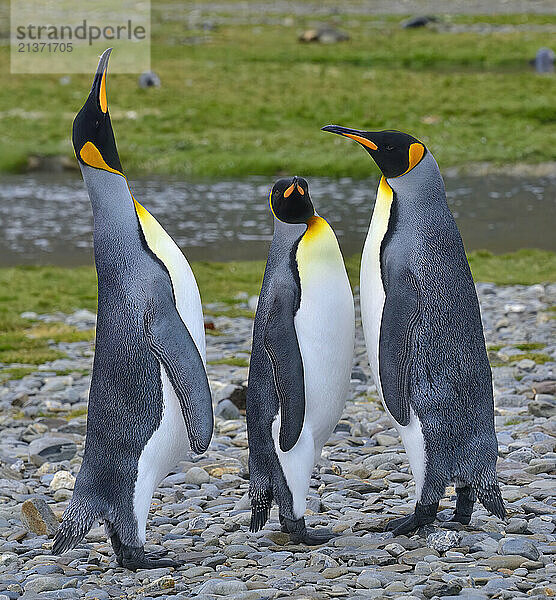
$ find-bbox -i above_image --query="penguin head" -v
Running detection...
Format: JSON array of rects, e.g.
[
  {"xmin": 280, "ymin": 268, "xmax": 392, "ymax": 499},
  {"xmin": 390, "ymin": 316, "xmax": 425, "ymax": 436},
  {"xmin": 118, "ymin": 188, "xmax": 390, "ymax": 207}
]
[
  {"xmin": 269, "ymin": 176, "xmax": 314, "ymax": 224},
  {"xmin": 322, "ymin": 125, "xmax": 426, "ymax": 179},
  {"xmin": 72, "ymin": 48, "xmax": 123, "ymax": 176}
]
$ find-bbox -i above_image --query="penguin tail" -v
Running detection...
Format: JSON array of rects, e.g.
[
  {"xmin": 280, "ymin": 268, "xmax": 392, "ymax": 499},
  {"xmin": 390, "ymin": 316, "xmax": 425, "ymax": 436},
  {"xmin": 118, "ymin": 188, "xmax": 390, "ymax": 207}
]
[
  {"xmin": 249, "ymin": 484, "xmax": 273, "ymax": 533},
  {"xmin": 52, "ymin": 499, "xmax": 98, "ymax": 555},
  {"xmin": 473, "ymin": 471, "xmax": 506, "ymax": 520}
]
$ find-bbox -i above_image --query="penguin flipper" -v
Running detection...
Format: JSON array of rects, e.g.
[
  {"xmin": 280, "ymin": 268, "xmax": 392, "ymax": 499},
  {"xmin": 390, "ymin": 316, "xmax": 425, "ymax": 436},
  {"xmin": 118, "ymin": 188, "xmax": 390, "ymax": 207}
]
[
  {"xmin": 379, "ymin": 271, "xmax": 421, "ymax": 427},
  {"xmin": 264, "ymin": 288, "xmax": 305, "ymax": 452},
  {"xmin": 144, "ymin": 302, "xmax": 213, "ymax": 454}
]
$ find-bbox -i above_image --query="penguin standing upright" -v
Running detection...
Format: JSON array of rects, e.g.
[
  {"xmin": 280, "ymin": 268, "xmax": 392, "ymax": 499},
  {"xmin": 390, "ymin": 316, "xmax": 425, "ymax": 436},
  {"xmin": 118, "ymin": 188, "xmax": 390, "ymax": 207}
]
[
  {"xmin": 52, "ymin": 49, "xmax": 213, "ymax": 569},
  {"xmin": 322, "ymin": 125, "xmax": 505, "ymax": 535},
  {"xmin": 247, "ymin": 177, "xmax": 355, "ymax": 544}
]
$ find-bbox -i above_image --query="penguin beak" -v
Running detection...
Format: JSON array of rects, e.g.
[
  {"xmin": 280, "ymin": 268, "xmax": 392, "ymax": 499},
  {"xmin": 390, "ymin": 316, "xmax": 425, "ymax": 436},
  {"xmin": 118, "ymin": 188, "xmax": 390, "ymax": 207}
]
[
  {"xmin": 90, "ymin": 48, "xmax": 112, "ymax": 115},
  {"xmin": 321, "ymin": 124, "xmax": 378, "ymax": 151},
  {"xmin": 284, "ymin": 175, "xmax": 305, "ymax": 198}
]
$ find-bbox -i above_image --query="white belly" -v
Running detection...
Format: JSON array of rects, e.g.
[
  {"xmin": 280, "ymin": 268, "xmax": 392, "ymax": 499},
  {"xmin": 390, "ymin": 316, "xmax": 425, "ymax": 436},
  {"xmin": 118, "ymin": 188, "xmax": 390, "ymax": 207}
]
[
  {"xmin": 294, "ymin": 269, "xmax": 355, "ymax": 450},
  {"xmin": 360, "ymin": 178, "xmax": 426, "ymax": 499},
  {"xmin": 131, "ymin": 201, "xmax": 206, "ymax": 540},
  {"xmin": 272, "ymin": 215, "xmax": 355, "ymax": 518},
  {"xmin": 133, "ymin": 366, "xmax": 190, "ymax": 543}
]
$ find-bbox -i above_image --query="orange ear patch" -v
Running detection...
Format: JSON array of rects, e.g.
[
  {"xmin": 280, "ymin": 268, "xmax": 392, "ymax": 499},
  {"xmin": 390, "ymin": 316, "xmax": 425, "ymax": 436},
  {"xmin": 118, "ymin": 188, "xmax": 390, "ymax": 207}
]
[
  {"xmin": 79, "ymin": 141, "xmax": 123, "ymax": 175},
  {"xmin": 99, "ymin": 70, "xmax": 108, "ymax": 113},
  {"xmin": 297, "ymin": 185, "xmax": 304, "ymax": 195},
  {"xmin": 344, "ymin": 133, "xmax": 378, "ymax": 150},
  {"xmin": 401, "ymin": 142, "xmax": 425, "ymax": 175}
]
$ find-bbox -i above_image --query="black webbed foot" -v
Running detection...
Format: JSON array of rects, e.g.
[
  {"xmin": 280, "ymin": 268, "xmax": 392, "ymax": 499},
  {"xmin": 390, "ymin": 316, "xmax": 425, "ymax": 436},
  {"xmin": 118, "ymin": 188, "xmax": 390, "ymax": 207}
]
[
  {"xmin": 386, "ymin": 513, "xmax": 419, "ymax": 536},
  {"xmin": 109, "ymin": 530, "xmax": 177, "ymax": 571},
  {"xmin": 144, "ymin": 548, "xmax": 170, "ymax": 560},
  {"xmin": 280, "ymin": 516, "xmax": 336, "ymax": 546},
  {"xmin": 386, "ymin": 502, "xmax": 438, "ymax": 536},
  {"xmin": 117, "ymin": 544, "xmax": 179, "ymax": 571}
]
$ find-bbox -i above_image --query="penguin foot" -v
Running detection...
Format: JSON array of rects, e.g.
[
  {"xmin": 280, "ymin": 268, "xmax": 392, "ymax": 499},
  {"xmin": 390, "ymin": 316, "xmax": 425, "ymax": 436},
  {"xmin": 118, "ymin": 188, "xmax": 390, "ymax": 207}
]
[
  {"xmin": 386, "ymin": 514, "xmax": 420, "ymax": 536},
  {"xmin": 144, "ymin": 548, "xmax": 170, "ymax": 560},
  {"xmin": 386, "ymin": 502, "xmax": 438, "ymax": 536},
  {"xmin": 116, "ymin": 544, "xmax": 179, "ymax": 571},
  {"xmin": 280, "ymin": 516, "xmax": 336, "ymax": 546},
  {"xmin": 294, "ymin": 527, "xmax": 336, "ymax": 546},
  {"xmin": 449, "ymin": 512, "xmax": 472, "ymax": 526}
]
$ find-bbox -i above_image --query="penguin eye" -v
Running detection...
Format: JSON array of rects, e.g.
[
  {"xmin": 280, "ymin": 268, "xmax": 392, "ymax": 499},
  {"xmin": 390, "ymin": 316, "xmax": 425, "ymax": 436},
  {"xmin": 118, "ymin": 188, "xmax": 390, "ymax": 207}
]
[{"xmin": 385, "ymin": 145, "xmax": 394, "ymax": 151}]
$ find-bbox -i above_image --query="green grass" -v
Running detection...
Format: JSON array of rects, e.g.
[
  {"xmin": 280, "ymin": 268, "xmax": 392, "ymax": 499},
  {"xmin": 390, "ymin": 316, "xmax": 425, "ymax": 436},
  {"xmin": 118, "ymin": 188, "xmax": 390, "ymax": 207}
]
[
  {"xmin": 0, "ymin": 365, "xmax": 89, "ymax": 382},
  {"xmin": 207, "ymin": 356, "xmax": 250, "ymax": 367},
  {"xmin": 467, "ymin": 250, "xmax": 556, "ymax": 286},
  {"xmin": 488, "ymin": 342, "xmax": 546, "ymax": 354},
  {"xmin": 1, "ymin": 8, "xmax": 555, "ymax": 176},
  {"xmin": 0, "ymin": 249, "xmax": 553, "ymax": 370},
  {"xmin": 204, "ymin": 308, "xmax": 256, "ymax": 319},
  {"xmin": 508, "ymin": 352, "xmax": 552, "ymax": 365},
  {"xmin": 514, "ymin": 342, "xmax": 546, "ymax": 351},
  {"xmin": 346, "ymin": 249, "xmax": 556, "ymax": 288},
  {"xmin": 0, "ymin": 366, "xmax": 38, "ymax": 381}
]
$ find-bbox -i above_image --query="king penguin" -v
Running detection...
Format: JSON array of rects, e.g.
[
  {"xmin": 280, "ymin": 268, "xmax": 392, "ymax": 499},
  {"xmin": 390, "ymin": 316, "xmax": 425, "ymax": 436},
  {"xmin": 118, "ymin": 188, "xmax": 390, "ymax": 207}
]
[
  {"xmin": 322, "ymin": 125, "xmax": 506, "ymax": 535},
  {"xmin": 247, "ymin": 177, "xmax": 355, "ymax": 544},
  {"xmin": 52, "ymin": 49, "xmax": 214, "ymax": 569}
]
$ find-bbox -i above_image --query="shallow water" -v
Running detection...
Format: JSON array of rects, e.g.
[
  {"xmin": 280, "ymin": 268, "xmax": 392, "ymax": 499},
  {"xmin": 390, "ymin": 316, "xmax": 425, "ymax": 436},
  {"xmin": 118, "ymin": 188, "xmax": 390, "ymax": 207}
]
[{"xmin": 0, "ymin": 172, "xmax": 554, "ymax": 266}]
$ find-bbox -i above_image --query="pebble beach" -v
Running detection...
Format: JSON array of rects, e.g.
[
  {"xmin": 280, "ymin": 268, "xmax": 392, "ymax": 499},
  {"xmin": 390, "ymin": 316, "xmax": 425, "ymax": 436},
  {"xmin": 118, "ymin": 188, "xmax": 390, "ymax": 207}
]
[{"xmin": 0, "ymin": 283, "xmax": 554, "ymax": 599}]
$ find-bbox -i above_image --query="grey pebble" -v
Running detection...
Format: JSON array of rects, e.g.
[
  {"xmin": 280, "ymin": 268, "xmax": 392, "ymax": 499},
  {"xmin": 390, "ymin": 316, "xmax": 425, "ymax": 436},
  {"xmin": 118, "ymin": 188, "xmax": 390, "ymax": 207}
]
[
  {"xmin": 215, "ymin": 399, "xmax": 241, "ymax": 420},
  {"xmin": 0, "ymin": 285, "xmax": 554, "ymax": 597}
]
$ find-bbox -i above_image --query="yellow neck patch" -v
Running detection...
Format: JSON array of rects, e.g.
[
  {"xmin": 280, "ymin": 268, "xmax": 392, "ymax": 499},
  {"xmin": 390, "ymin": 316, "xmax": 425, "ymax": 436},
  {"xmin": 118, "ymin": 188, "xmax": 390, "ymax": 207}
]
[
  {"xmin": 79, "ymin": 141, "xmax": 123, "ymax": 176},
  {"xmin": 367, "ymin": 177, "xmax": 394, "ymax": 262},
  {"xmin": 296, "ymin": 216, "xmax": 344, "ymax": 281},
  {"xmin": 375, "ymin": 176, "xmax": 394, "ymax": 216},
  {"xmin": 134, "ymin": 199, "xmax": 182, "ymax": 288},
  {"xmin": 301, "ymin": 215, "xmax": 329, "ymax": 243}
]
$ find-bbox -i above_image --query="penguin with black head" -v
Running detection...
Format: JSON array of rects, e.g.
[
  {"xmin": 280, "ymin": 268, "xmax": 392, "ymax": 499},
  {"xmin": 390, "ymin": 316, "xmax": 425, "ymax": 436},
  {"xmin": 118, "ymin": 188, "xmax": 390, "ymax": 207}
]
[
  {"xmin": 52, "ymin": 49, "xmax": 214, "ymax": 569},
  {"xmin": 247, "ymin": 176, "xmax": 355, "ymax": 544},
  {"xmin": 322, "ymin": 125, "xmax": 505, "ymax": 535}
]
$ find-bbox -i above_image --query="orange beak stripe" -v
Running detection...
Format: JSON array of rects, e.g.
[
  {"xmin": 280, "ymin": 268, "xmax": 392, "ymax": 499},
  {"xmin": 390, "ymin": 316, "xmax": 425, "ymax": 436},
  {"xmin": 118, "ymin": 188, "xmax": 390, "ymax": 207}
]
[
  {"xmin": 284, "ymin": 183, "xmax": 295, "ymax": 198},
  {"xmin": 297, "ymin": 185, "xmax": 304, "ymax": 195},
  {"xmin": 344, "ymin": 133, "xmax": 378, "ymax": 150},
  {"xmin": 99, "ymin": 69, "xmax": 108, "ymax": 113}
]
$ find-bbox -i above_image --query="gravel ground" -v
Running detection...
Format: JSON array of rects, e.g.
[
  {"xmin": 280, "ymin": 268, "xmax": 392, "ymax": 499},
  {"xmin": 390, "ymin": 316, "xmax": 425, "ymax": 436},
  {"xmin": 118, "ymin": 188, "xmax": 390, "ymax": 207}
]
[{"xmin": 0, "ymin": 283, "xmax": 555, "ymax": 599}]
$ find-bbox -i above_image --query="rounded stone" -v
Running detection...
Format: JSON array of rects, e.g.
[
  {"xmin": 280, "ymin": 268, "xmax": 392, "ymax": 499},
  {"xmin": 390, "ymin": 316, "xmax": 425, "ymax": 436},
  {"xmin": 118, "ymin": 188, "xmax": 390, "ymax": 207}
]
[
  {"xmin": 197, "ymin": 578, "xmax": 247, "ymax": 595},
  {"xmin": 426, "ymin": 530, "xmax": 462, "ymax": 552},
  {"xmin": 498, "ymin": 537, "xmax": 540, "ymax": 561},
  {"xmin": 49, "ymin": 470, "xmax": 76, "ymax": 491},
  {"xmin": 184, "ymin": 467, "xmax": 210, "ymax": 485},
  {"xmin": 215, "ymin": 399, "xmax": 241, "ymax": 420},
  {"xmin": 357, "ymin": 572, "xmax": 382, "ymax": 589}
]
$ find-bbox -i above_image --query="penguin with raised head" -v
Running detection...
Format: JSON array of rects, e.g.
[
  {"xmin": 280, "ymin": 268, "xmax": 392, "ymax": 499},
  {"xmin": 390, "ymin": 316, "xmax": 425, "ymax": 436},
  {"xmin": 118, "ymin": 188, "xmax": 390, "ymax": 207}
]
[
  {"xmin": 247, "ymin": 177, "xmax": 355, "ymax": 544},
  {"xmin": 322, "ymin": 125, "xmax": 505, "ymax": 535},
  {"xmin": 52, "ymin": 49, "xmax": 213, "ymax": 570}
]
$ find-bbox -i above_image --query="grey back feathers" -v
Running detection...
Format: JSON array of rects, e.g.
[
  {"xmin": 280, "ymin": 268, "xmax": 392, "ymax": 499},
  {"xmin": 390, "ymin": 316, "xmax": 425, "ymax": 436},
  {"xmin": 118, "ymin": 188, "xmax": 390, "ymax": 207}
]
[
  {"xmin": 54, "ymin": 164, "xmax": 213, "ymax": 554},
  {"xmin": 379, "ymin": 152, "xmax": 503, "ymax": 516}
]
